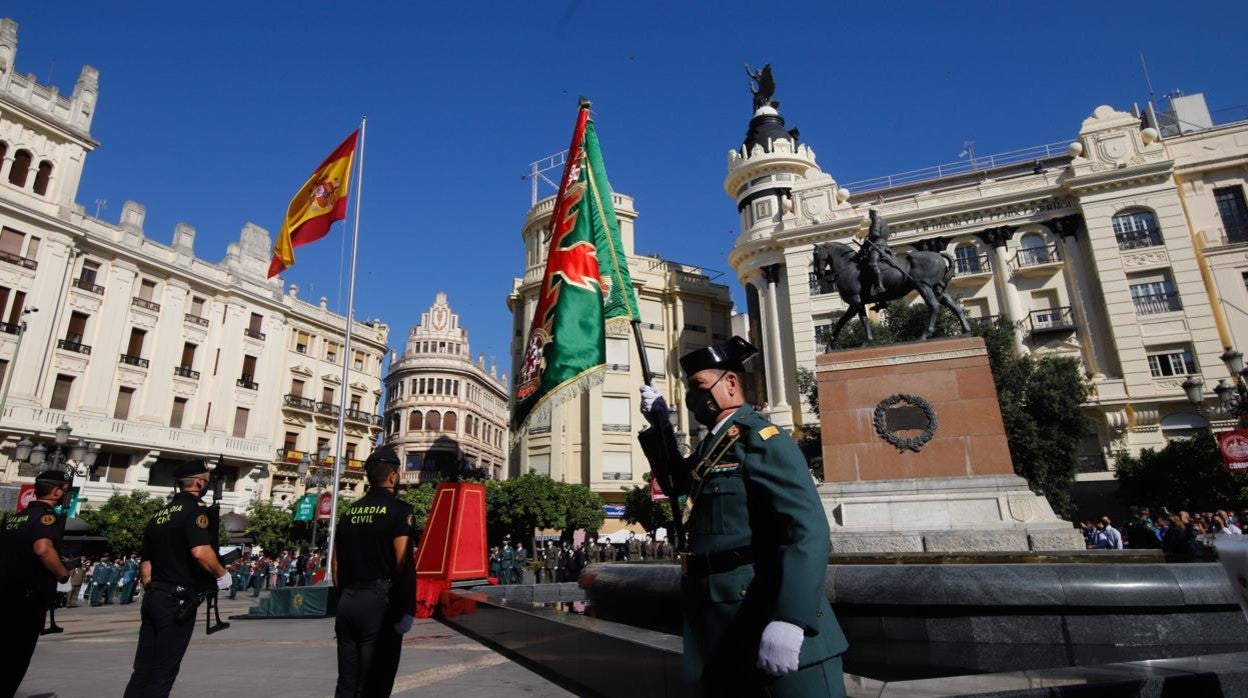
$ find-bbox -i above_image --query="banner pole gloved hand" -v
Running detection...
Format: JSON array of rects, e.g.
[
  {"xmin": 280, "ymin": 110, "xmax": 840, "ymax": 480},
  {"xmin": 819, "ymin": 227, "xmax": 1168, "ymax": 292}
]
[
  {"xmin": 216, "ymin": 572, "xmax": 233, "ymax": 591},
  {"xmin": 639, "ymin": 383, "xmax": 670, "ymax": 426},
  {"xmin": 756, "ymin": 620, "xmax": 804, "ymax": 677},
  {"xmin": 393, "ymin": 613, "xmax": 415, "ymax": 635}
]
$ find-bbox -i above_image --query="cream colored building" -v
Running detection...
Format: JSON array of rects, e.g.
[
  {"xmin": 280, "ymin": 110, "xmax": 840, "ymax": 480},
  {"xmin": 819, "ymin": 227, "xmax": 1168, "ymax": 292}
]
[
  {"xmin": 508, "ymin": 192, "xmax": 734, "ymax": 514},
  {"xmin": 724, "ymin": 84, "xmax": 1248, "ymax": 501},
  {"xmin": 382, "ymin": 293, "xmax": 509, "ymax": 483},
  {"xmin": 0, "ymin": 18, "xmax": 387, "ymax": 514}
]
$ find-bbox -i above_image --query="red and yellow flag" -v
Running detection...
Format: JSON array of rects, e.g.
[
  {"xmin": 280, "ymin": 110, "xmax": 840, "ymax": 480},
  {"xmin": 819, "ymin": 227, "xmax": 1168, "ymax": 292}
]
[{"xmin": 267, "ymin": 131, "xmax": 358, "ymax": 278}]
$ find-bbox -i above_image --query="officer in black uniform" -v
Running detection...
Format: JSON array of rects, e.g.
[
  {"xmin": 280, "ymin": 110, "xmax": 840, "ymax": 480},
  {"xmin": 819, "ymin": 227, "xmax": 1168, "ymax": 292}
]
[
  {"xmin": 124, "ymin": 460, "xmax": 232, "ymax": 698},
  {"xmin": 333, "ymin": 446, "xmax": 416, "ymax": 698},
  {"xmin": 1, "ymin": 469, "xmax": 72, "ymax": 698}
]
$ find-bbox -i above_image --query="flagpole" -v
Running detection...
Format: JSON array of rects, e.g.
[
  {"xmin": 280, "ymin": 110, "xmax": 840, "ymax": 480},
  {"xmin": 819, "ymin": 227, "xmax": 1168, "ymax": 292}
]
[{"xmin": 325, "ymin": 115, "xmax": 366, "ymax": 585}]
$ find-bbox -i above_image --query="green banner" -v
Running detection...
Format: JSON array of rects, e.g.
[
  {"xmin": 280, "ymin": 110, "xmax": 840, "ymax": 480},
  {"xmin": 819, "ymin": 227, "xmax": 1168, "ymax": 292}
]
[{"xmin": 293, "ymin": 494, "xmax": 315, "ymax": 522}]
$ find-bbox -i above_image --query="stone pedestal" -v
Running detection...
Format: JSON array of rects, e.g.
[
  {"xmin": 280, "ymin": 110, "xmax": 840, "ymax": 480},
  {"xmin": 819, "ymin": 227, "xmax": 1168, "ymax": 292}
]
[{"xmin": 815, "ymin": 337, "xmax": 1083, "ymax": 552}]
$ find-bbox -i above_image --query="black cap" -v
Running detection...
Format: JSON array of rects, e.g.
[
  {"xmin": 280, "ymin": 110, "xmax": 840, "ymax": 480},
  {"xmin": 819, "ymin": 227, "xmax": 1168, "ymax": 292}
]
[
  {"xmin": 364, "ymin": 446, "xmax": 401, "ymax": 478},
  {"xmin": 35, "ymin": 469, "xmax": 71, "ymax": 485},
  {"xmin": 174, "ymin": 459, "xmax": 210, "ymax": 479},
  {"xmin": 680, "ymin": 336, "xmax": 759, "ymax": 376}
]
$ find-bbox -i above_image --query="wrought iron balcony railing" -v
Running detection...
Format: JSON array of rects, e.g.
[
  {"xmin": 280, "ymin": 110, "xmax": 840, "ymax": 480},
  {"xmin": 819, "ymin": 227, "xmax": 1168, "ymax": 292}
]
[
  {"xmin": 0, "ymin": 250, "xmax": 37, "ymax": 270},
  {"xmin": 119, "ymin": 354, "xmax": 149, "ymax": 368},
  {"xmin": 184, "ymin": 313, "xmax": 209, "ymax": 327},
  {"xmin": 1132, "ymin": 292, "xmax": 1183, "ymax": 315},
  {"xmin": 72, "ymin": 277, "xmax": 105, "ymax": 294},
  {"xmin": 174, "ymin": 365, "xmax": 200, "ymax": 379},
  {"xmin": 1115, "ymin": 228, "xmax": 1164, "ymax": 250},
  {"xmin": 244, "ymin": 328, "xmax": 266, "ymax": 340},
  {"xmin": 236, "ymin": 376, "xmax": 258, "ymax": 390},
  {"xmin": 57, "ymin": 339, "xmax": 91, "ymax": 355},
  {"xmin": 1028, "ymin": 307, "xmax": 1075, "ymax": 334},
  {"xmin": 132, "ymin": 297, "xmax": 161, "ymax": 312},
  {"xmin": 283, "ymin": 394, "xmax": 316, "ymax": 410}
]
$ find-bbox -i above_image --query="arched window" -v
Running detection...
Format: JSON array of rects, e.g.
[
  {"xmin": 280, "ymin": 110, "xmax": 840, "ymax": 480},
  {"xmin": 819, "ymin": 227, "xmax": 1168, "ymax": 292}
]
[
  {"xmin": 954, "ymin": 243, "xmax": 983, "ymax": 274},
  {"xmin": 1160, "ymin": 412, "xmax": 1208, "ymax": 441},
  {"xmin": 465, "ymin": 414, "xmax": 474, "ymax": 436},
  {"xmin": 408, "ymin": 410, "xmax": 423, "ymax": 431},
  {"xmin": 425, "ymin": 410, "xmax": 441, "ymax": 431},
  {"xmin": 1017, "ymin": 233, "xmax": 1051, "ymax": 266},
  {"xmin": 443, "ymin": 411, "xmax": 457, "ymax": 433},
  {"xmin": 0, "ymin": 142, "xmax": 7, "ymax": 170},
  {"xmin": 33, "ymin": 161, "xmax": 52, "ymax": 196},
  {"xmin": 1113, "ymin": 209, "xmax": 1162, "ymax": 250},
  {"xmin": 8, "ymin": 149, "xmax": 31, "ymax": 188}
]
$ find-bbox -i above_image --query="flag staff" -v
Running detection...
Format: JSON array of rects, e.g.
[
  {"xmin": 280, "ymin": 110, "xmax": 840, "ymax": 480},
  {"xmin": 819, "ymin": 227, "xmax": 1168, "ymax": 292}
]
[{"xmin": 325, "ymin": 115, "xmax": 367, "ymax": 585}]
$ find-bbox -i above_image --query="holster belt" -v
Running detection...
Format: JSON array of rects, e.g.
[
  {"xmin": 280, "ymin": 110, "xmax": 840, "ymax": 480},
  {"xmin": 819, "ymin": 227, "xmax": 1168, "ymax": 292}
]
[
  {"xmin": 148, "ymin": 581, "xmax": 197, "ymax": 599},
  {"xmin": 681, "ymin": 546, "xmax": 753, "ymax": 576}
]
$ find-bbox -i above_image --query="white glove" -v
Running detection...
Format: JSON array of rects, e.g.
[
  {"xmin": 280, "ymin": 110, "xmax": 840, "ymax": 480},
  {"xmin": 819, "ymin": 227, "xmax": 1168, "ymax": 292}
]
[
  {"xmin": 393, "ymin": 613, "xmax": 414, "ymax": 635},
  {"xmin": 216, "ymin": 572, "xmax": 233, "ymax": 591},
  {"xmin": 640, "ymin": 384, "xmax": 663, "ymax": 414},
  {"xmin": 756, "ymin": 620, "xmax": 804, "ymax": 677}
]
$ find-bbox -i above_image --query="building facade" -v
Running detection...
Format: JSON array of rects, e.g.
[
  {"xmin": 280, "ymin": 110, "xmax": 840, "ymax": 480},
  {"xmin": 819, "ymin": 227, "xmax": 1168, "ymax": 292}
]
[
  {"xmin": 724, "ymin": 82, "xmax": 1248, "ymax": 499},
  {"xmin": 382, "ymin": 293, "xmax": 509, "ymax": 482},
  {"xmin": 508, "ymin": 191, "xmax": 734, "ymax": 518},
  {"xmin": 0, "ymin": 18, "xmax": 387, "ymax": 514}
]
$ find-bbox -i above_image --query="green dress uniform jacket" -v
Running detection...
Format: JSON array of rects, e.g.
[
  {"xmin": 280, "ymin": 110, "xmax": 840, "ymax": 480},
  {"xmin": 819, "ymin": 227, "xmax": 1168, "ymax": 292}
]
[
  {"xmin": 639, "ymin": 404, "xmax": 847, "ymax": 696},
  {"xmin": 501, "ymin": 545, "xmax": 515, "ymax": 585}
]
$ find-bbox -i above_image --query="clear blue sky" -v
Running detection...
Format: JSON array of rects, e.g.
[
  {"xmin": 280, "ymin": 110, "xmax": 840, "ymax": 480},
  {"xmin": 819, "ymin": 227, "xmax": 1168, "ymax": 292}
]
[{"xmin": 11, "ymin": 2, "xmax": 1248, "ymax": 374}]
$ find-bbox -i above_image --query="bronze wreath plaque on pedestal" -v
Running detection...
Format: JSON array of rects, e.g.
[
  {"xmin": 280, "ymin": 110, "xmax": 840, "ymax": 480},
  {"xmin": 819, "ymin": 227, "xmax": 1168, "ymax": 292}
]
[{"xmin": 873, "ymin": 394, "xmax": 938, "ymax": 452}]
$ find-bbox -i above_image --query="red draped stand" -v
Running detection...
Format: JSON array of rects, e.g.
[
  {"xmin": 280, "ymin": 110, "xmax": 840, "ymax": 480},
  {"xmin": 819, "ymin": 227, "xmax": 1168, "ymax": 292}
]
[{"xmin": 412, "ymin": 482, "xmax": 487, "ymax": 617}]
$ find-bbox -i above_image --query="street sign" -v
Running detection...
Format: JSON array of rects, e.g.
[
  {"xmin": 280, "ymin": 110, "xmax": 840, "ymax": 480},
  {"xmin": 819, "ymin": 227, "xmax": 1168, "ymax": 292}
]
[
  {"xmin": 293, "ymin": 494, "xmax": 315, "ymax": 522},
  {"xmin": 602, "ymin": 504, "xmax": 626, "ymax": 518},
  {"xmin": 315, "ymin": 491, "xmax": 334, "ymax": 521},
  {"xmin": 17, "ymin": 484, "xmax": 35, "ymax": 512},
  {"xmin": 649, "ymin": 473, "xmax": 669, "ymax": 502},
  {"xmin": 1218, "ymin": 429, "xmax": 1248, "ymax": 472}
]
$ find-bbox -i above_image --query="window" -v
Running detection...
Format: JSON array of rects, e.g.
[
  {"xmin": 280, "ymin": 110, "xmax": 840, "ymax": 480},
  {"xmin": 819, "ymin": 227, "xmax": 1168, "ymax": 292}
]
[
  {"xmin": 0, "ymin": 360, "xmax": 6, "ymax": 392},
  {"xmin": 7, "ymin": 289, "xmax": 25, "ymax": 326},
  {"xmin": 326, "ymin": 342, "xmax": 340, "ymax": 363},
  {"xmin": 530, "ymin": 453, "xmax": 551, "ymax": 476},
  {"xmin": 954, "ymin": 244, "xmax": 985, "ymax": 274},
  {"xmin": 50, "ymin": 375, "xmax": 74, "ymax": 410},
  {"xmin": 1161, "ymin": 412, "xmax": 1209, "ymax": 441},
  {"xmin": 291, "ymin": 379, "xmax": 305, "ymax": 397},
  {"xmin": 90, "ymin": 451, "xmax": 131, "ymax": 484},
  {"xmin": 603, "ymin": 452, "xmax": 632, "ymax": 480},
  {"xmin": 66, "ymin": 312, "xmax": 88, "ymax": 344},
  {"xmin": 444, "ymin": 412, "xmax": 458, "ymax": 432},
  {"xmin": 138, "ymin": 279, "xmax": 157, "ymax": 301},
  {"xmin": 233, "ymin": 407, "xmax": 250, "ymax": 438},
  {"xmin": 8, "ymin": 149, "xmax": 30, "ymax": 187},
  {"xmin": 436, "ymin": 378, "xmax": 444, "ymax": 395},
  {"xmin": 353, "ymin": 350, "xmax": 365, "ymax": 371},
  {"xmin": 409, "ymin": 411, "xmax": 423, "ymax": 431},
  {"xmin": 190, "ymin": 296, "xmax": 206, "ymax": 318},
  {"xmin": 607, "ymin": 337, "xmax": 630, "ymax": 371},
  {"xmin": 114, "ymin": 387, "xmax": 134, "ymax": 420},
  {"xmin": 1017, "ymin": 233, "xmax": 1052, "ymax": 265},
  {"xmin": 603, "ymin": 397, "xmax": 631, "ymax": 431},
  {"xmin": 33, "ymin": 161, "xmax": 52, "ymax": 196},
  {"xmin": 283, "ymin": 431, "xmax": 299, "ymax": 452},
  {"xmin": 295, "ymin": 331, "xmax": 310, "ymax": 354},
  {"xmin": 249, "ymin": 313, "xmax": 263, "ymax": 332},
  {"xmin": 1128, "ymin": 273, "xmax": 1181, "ymax": 315},
  {"xmin": 127, "ymin": 328, "xmax": 147, "ymax": 358},
  {"xmin": 644, "ymin": 346, "xmax": 667, "ymax": 377},
  {"xmin": 1215, "ymin": 187, "xmax": 1248, "ymax": 244},
  {"xmin": 1147, "ymin": 346, "xmax": 1197, "ymax": 378},
  {"xmin": 0, "ymin": 227, "xmax": 22, "ymax": 256},
  {"xmin": 322, "ymin": 387, "xmax": 335, "ymax": 404},
  {"xmin": 350, "ymin": 394, "xmax": 361, "ymax": 411},
  {"xmin": 181, "ymin": 342, "xmax": 197, "ymax": 369},
  {"xmin": 241, "ymin": 355, "xmax": 257, "ymax": 381},
  {"xmin": 345, "ymin": 443, "xmax": 356, "ymax": 462},
  {"xmin": 426, "ymin": 410, "xmax": 442, "ymax": 431},
  {"xmin": 80, "ymin": 259, "xmax": 100, "ymax": 286},
  {"xmin": 1113, "ymin": 209, "xmax": 1163, "ymax": 250},
  {"xmin": 317, "ymin": 437, "xmax": 329, "ymax": 459},
  {"xmin": 170, "ymin": 397, "xmax": 188, "ymax": 429}
]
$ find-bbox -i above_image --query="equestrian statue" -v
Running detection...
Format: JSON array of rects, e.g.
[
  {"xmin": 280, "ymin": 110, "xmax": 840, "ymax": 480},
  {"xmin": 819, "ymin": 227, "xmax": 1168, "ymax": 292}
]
[{"xmin": 812, "ymin": 209, "xmax": 972, "ymax": 348}]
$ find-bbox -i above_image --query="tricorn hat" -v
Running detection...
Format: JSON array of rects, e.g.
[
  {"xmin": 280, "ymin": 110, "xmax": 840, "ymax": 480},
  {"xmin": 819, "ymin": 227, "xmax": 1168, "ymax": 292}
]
[
  {"xmin": 173, "ymin": 459, "xmax": 210, "ymax": 479},
  {"xmin": 34, "ymin": 469, "xmax": 71, "ymax": 485},
  {"xmin": 364, "ymin": 446, "xmax": 401, "ymax": 479},
  {"xmin": 680, "ymin": 336, "xmax": 759, "ymax": 376}
]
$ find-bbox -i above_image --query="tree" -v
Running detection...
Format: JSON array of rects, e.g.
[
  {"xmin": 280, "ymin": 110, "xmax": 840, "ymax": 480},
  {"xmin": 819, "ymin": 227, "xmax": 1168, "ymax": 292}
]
[
  {"xmin": 398, "ymin": 483, "xmax": 438, "ymax": 544},
  {"xmin": 484, "ymin": 474, "xmax": 605, "ymax": 545},
  {"xmin": 794, "ymin": 367, "xmax": 825, "ymax": 481},
  {"xmin": 245, "ymin": 500, "xmax": 294, "ymax": 554},
  {"xmin": 558, "ymin": 480, "xmax": 606, "ymax": 540},
  {"xmin": 813, "ymin": 300, "xmax": 1092, "ymax": 516},
  {"xmin": 1115, "ymin": 433, "xmax": 1248, "ymax": 512},
  {"xmin": 622, "ymin": 473, "xmax": 673, "ymax": 536},
  {"xmin": 80, "ymin": 490, "xmax": 165, "ymax": 555}
]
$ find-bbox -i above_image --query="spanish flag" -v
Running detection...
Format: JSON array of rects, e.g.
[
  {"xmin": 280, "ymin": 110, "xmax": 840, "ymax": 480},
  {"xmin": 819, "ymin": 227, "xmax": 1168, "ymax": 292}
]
[{"xmin": 267, "ymin": 131, "xmax": 359, "ymax": 278}]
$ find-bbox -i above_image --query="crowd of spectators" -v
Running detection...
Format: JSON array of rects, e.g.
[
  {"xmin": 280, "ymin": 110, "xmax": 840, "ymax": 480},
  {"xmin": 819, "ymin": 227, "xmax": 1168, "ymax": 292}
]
[{"xmin": 1080, "ymin": 507, "xmax": 1247, "ymax": 558}]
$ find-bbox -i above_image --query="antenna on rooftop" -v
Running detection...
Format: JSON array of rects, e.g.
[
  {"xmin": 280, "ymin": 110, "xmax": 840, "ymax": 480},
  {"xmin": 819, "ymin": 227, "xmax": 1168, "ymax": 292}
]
[
  {"xmin": 93, "ymin": 198, "xmax": 107, "ymax": 218},
  {"xmin": 958, "ymin": 140, "xmax": 976, "ymax": 170},
  {"xmin": 1139, "ymin": 51, "xmax": 1156, "ymax": 104}
]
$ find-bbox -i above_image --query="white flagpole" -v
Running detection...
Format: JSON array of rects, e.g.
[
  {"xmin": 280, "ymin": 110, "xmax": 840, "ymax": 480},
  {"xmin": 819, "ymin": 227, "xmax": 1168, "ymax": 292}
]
[{"xmin": 325, "ymin": 116, "xmax": 366, "ymax": 585}]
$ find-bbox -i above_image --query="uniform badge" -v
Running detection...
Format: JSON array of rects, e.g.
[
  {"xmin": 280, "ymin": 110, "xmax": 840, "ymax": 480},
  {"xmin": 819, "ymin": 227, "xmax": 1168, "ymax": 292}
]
[
  {"xmin": 759, "ymin": 425, "xmax": 779, "ymax": 441},
  {"xmin": 40, "ymin": 514, "xmax": 56, "ymax": 526},
  {"xmin": 195, "ymin": 514, "xmax": 210, "ymax": 529},
  {"xmin": 728, "ymin": 425, "xmax": 740, "ymax": 438}
]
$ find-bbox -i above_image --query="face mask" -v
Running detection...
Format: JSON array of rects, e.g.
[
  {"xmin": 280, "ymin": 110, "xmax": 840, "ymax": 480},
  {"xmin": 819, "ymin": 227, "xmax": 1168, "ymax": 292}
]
[{"xmin": 685, "ymin": 371, "xmax": 729, "ymax": 428}]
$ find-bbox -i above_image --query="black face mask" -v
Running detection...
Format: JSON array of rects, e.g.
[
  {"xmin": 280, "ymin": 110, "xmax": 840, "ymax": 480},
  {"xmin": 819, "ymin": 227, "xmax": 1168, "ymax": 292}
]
[{"xmin": 685, "ymin": 371, "xmax": 729, "ymax": 428}]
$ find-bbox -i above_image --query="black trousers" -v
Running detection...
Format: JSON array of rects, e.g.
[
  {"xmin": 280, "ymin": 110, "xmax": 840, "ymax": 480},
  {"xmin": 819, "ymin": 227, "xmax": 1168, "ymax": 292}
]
[
  {"xmin": 0, "ymin": 590, "xmax": 46, "ymax": 698},
  {"xmin": 123, "ymin": 588, "xmax": 197, "ymax": 698},
  {"xmin": 335, "ymin": 583, "xmax": 402, "ymax": 698}
]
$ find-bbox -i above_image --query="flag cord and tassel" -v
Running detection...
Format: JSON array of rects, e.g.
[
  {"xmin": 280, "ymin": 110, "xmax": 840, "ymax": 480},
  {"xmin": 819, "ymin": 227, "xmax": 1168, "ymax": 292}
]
[{"xmin": 325, "ymin": 116, "xmax": 367, "ymax": 585}]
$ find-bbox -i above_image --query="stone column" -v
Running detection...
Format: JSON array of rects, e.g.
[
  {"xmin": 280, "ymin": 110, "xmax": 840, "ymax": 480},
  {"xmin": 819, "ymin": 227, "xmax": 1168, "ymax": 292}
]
[
  {"xmin": 977, "ymin": 226, "xmax": 1027, "ymax": 355},
  {"xmin": 761, "ymin": 264, "xmax": 790, "ymax": 414},
  {"xmin": 1048, "ymin": 215, "xmax": 1104, "ymax": 377}
]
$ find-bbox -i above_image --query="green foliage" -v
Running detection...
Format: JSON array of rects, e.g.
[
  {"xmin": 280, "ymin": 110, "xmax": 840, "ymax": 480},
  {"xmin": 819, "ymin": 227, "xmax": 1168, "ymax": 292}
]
[
  {"xmin": 794, "ymin": 367, "xmax": 826, "ymax": 481},
  {"xmin": 815, "ymin": 300, "xmax": 1092, "ymax": 516},
  {"xmin": 485, "ymin": 473, "xmax": 604, "ymax": 544},
  {"xmin": 622, "ymin": 473, "xmax": 673, "ymax": 535},
  {"xmin": 245, "ymin": 500, "xmax": 294, "ymax": 554},
  {"xmin": 558, "ymin": 479, "xmax": 606, "ymax": 538},
  {"xmin": 80, "ymin": 490, "xmax": 165, "ymax": 555},
  {"xmin": 1115, "ymin": 433, "xmax": 1248, "ymax": 511},
  {"xmin": 398, "ymin": 484, "xmax": 438, "ymax": 543}
]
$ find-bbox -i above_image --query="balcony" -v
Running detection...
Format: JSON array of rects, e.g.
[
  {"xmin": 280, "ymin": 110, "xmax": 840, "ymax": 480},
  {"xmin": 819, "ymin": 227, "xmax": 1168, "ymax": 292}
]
[
  {"xmin": 603, "ymin": 424, "xmax": 632, "ymax": 433},
  {"xmin": 0, "ymin": 321, "xmax": 18, "ymax": 335},
  {"xmin": 602, "ymin": 472, "xmax": 631, "ymax": 481},
  {"xmin": 119, "ymin": 354, "xmax": 149, "ymax": 368},
  {"xmin": 0, "ymin": 249, "xmax": 37, "ymax": 270},
  {"xmin": 276, "ymin": 448, "xmax": 306, "ymax": 464},
  {"xmin": 72, "ymin": 277, "xmax": 105, "ymax": 295},
  {"xmin": 57, "ymin": 339, "xmax": 92, "ymax": 355},
  {"xmin": 1076, "ymin": 454, "xmax": 1110, "ymax": 474},
  {"xmin": 131, "ymin": 296, "xmax": 161, "ymax": 312},
  {"xmin": 236, "ymin": 375, "xmax": 258, "ymax": 390},
  {"xmin": 173, "ymin": 366, "xmax": 200, "ymax": 380},
  {"xmin": 316, "ymin": 401, "xmax": 340, "ymax": 417},
  {"xmin": 345, "ymin": 408, "xmax": 382, "ymax": 426},
  {"xmin": 244, "ymin": 328, "xmax": 266, "ymax": 341},
  {"xmin": 347, "ymin": 459, "xmax": 364, "ymax": 471},
  {"xmin": 607, "ymin": 363, "xmax": 630, "ymax": 372},
  {"xmin": 1115, "ymin": 228, "xmax": 1164, "ymax": 250},
  {"xmin": 968, "ymin": 314, "xmax": 1001, "ymax": 328},
  {"xmin": 1132, "ymin": 291, "xmax": 1183, "ymax": 316},
  {"xmin": 283, "ymin": 394, "xmax": 316, "ymax": 411},
  {"xmin": 184, "ymin": 313, "xmax": 209, "ymax": 328},
  {"xmin": 1010, "ymin": 244, "xmax": 1062, "ymax": 276},
  {"xmin": 1028, "ymin": 307, "xmax": 1076, "ymax": 335}
]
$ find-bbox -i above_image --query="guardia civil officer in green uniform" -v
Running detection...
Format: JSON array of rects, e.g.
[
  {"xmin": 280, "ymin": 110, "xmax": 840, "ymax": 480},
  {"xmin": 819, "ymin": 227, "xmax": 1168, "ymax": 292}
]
[
  {"xmin": 0, "ymin": 469, "xmax": 72, "ymax": 698},
  {"xmin": 332, "ymin": 446, "xmax": 416, "ymax": 698},
  {"xmin": 124, "ymin": 460, "xmax": 232, "ymax": 698},
  {"xmin": 638, "ymin": 337, "xmax": 847, "ymax": 697}
]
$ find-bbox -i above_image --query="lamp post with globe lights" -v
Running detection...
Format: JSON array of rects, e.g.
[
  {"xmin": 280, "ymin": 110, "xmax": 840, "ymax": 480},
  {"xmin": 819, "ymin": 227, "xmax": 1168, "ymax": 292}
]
[
  {"xmin": 13, "ymin": 420, "xmax": 100, "ymax": 512},
  {"xmin": 1183, "ymin": 347, "xmax": 1248, "ymax": 428},
  {"xmin": 297, "ymin": 443, "xmax": 336, "ymax": 550}
]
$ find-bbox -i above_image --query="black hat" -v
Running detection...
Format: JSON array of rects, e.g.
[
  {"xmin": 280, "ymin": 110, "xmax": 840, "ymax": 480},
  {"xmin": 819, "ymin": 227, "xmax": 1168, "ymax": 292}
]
[
  {"xmin": 364, "ymin": 446, "xmax": 401, "ymax": 478},
  {"xmin": 34, "ymin": 469, "xmax": 71, "ymax": 485},
  {"xmin": 173, "ymin": 459, "xmax": 210, "ymax": 479},
  {"xmin": 680, "ymin": 336, "xmax": 758, "ymax": 376}
]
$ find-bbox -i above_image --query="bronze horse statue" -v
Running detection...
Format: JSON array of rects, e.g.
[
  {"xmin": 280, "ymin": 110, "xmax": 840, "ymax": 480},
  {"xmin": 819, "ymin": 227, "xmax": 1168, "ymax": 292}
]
[{"xmin": 812, "ymin": 213, "xmax": 972, "ymax": 348}]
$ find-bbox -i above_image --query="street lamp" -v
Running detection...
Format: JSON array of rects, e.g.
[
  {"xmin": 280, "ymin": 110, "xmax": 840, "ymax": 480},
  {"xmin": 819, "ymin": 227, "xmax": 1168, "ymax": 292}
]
[
  {"xmin": 12, "ymin": 422, "xmax": 100, "ymax": 514},
  {"xmin": 1183, "ymin": 346, "xmax": 1248, "ymax": 427},
  {"xmin": 298, "ymin": 450, "xmax": 335, "ymax": 549}
]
